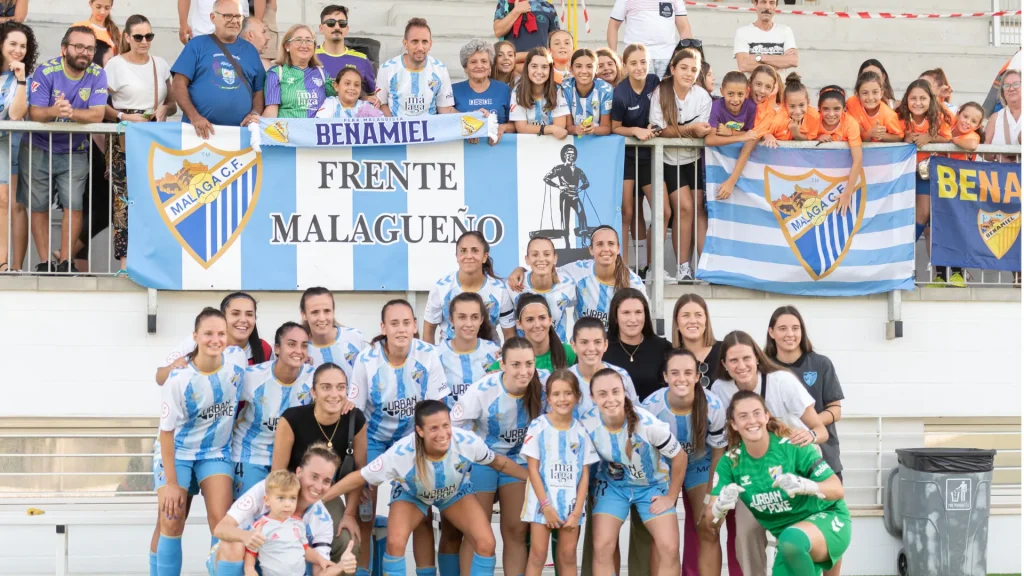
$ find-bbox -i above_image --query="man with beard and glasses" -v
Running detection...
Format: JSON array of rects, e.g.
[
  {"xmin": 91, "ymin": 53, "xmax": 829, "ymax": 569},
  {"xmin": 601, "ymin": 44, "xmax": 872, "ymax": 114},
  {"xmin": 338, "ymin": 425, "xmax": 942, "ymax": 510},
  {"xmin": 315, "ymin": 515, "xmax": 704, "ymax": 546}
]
[
  {"xmin": 375, "ymin": 18, "xmax": 455, "ymax": 117},
  {"xmin": 17, "ymin": 26, "xmax": 106, "ymax": 273},
  {"xmin": 317, "ymin": 5, "xmax": 377, "ymax": 106},
  {"xmin": 172, "ymin": 0, "xmax": 265, "ymax": 139},
  {"xmin": 733, "ymin": 0, "xmax": 798, "ymax": 73}
]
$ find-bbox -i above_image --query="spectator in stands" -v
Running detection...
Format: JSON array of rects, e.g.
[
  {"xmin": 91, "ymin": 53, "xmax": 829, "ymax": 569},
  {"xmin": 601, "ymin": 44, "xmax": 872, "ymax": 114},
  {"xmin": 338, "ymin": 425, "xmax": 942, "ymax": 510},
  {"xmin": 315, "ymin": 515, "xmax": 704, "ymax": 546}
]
[
  {"xmin": 920, "ymin": 68, "xmax": 957, "ymax": 117},
  {"xmin": 492, "ymin": 39, "xmax": 517, "ymax": 89},
  {"xmin": 16, "ymin": 26, "xmax": 106, "ymax": 273},
  {"xmin": 253, "ymin": 0, "xmax": 279, "ymax": 62},
  {"xmin": 178, "ymin": 0, "xmax": 250, "ymax": 45},
  {"xmin": 315, "ymin": 65, "xmax": 383, "ymax": 118},
  {"xmin": 562, "ymin": 48, "xmax": 613, "ymax": 137},
  {"xmin": 984, "ymin": 69, "xmax": 1021, "ymax": 160},
  {"xmin": 857, "ymin": 59, "xmax": 896, "ymax": 108},
  {"xmin": 317, "ymin": 5, "xmax": 377, "ymax": 105},
  {"xmin": 0, "ymin": 0, "xmax": 27, "ymax": 23},
  {"xmin": 510, "ymin": 46, "xmax": 568, "ymax": 138},
  {"xmin": 607, "ymin": 0, "xmax": 691, "ymax": 79},
  {"xmin": 548, "ymin": 29, "xmax": 572, "ymax": 84},
  {"xmin": 263, "ymin": 25, "xmax": 334, "ymax": 118},
  {"xmin": 733, "ymin": 0, "xmax": 798, "ymax": 73},
  {"xmin": 698, "ymin": 61, "xmax": 715, "ymax": 97},
  {"xmin": 171, "ymin": 0, "xmax": 265, "ymax": 139},
  {"xmin": 453, "ymin": 39, "xmax": 514, "ymax": 144},
  {"xmin": 104, "ymin": 15, "xmax": 176, "ymax": 273},
  {"xmin": 846, "ymin": 71, "xmax": 903, "ymax": 143},
  {"xmin": 493, "ymin": 0, "xmax": 559, "ymax": 68},
  {"xmin": 240, "ymin": 16, "xmax": 272, "ymax": 70},
  {"xmin": 596, "ymin": 47, "xmax": 624, "ymax": 87},
  {"xmin": 0, "ymin": 20, "xmax": 34, "ymax": 273},
  {"xmin": 73, "ymin": 0, "xmax": 120, "ymax": 54},
  {"xmin": 377, "ymin": 18, "xmax": 455, "ymax": 117}
]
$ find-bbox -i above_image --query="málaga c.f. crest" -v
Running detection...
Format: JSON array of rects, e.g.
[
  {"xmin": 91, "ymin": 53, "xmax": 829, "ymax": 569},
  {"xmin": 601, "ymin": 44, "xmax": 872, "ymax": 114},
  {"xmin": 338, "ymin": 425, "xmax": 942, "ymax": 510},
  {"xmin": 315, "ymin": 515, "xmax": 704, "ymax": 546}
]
[
  {"xmin": 764, "ymin": 167, "xmax": 867, "ymax": 280},
  {"xmin": 977, "ymin": 209, "xmax": 1021, "ymax": 259},
  {"xmin": 148, "ymin": 142, "xmax": 262, "ymax": 269}
]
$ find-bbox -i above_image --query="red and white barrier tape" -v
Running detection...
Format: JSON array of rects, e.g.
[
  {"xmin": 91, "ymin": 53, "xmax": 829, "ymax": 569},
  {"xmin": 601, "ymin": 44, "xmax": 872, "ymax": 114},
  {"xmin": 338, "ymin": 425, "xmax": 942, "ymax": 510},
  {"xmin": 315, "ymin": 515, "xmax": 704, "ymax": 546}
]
[{"xmin": 682, "ymin": 1, "xmax": 1021, "ymax": 18}]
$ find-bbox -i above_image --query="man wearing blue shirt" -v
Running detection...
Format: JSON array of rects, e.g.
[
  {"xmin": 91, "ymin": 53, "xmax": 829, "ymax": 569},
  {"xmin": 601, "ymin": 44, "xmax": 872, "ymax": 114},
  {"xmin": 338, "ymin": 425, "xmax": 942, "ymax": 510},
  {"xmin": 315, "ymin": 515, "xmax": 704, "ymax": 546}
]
[
  {"xmin": 451, "ymin": 39, "xmax": 514, "ymax": 144},
  {"xmin": 171, "ymin": 0, "xmax": 265, "ymax": 139}
]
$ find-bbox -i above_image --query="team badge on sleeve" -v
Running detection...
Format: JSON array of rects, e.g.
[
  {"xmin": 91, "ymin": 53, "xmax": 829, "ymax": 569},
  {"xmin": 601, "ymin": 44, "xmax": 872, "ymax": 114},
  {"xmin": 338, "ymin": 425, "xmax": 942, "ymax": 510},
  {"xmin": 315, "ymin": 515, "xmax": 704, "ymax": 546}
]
[
  {"xmin": 160, "ymin": 402, "xmax": 170, "ymax": 419},
  {"xmin": 451, "ymin": 403, "xmax": 464, "ymax": 419},
  {"xmin": 368, "ymin": 456, "xmax": 385, "ymax": 473},
  {"xmin": 347, "ymin": 384, "xmax": 359, "ymax": 400},
  {"xmin": 236, "ymin": 495, "xmax": 254, "ymax": 511}
]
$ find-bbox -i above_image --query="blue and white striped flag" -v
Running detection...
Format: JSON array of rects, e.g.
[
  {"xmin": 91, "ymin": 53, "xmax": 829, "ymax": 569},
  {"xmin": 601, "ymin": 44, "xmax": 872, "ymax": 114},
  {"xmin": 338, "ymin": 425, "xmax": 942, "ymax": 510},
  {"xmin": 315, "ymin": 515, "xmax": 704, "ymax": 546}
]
[{"xmin": 698, "ymin": 143, "xmax": 916, "ymax": 295}]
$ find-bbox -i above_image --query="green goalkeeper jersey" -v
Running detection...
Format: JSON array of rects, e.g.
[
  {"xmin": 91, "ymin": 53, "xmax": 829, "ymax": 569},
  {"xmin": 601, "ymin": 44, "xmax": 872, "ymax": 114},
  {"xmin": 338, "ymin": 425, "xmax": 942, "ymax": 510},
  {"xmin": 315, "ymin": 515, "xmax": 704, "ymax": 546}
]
[{"xmin": 711, "ymin": 433, "xmax": 848, "ymax": 537}]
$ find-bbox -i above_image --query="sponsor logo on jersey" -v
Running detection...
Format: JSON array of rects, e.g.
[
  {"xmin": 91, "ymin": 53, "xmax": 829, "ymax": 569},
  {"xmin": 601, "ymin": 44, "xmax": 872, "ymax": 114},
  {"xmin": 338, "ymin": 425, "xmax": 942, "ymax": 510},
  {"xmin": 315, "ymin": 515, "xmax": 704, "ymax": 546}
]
[
  {"xmin": 499, "ymin": 427, "xmax": 528, "ymax": 445},
  {"xmin": 581, "ymin": 308, "xmax": 609, "ymax": 324},
  {"xmin": 420, "ymin": 484, "xmax": 458, "ymax": 502},
  {"xmin": 199, "ymin": 400, "xmax": 235, "ymax": 420},
  {"xmin": 740, "ymin": 475, "xmax": 752, "ymax": 486},
  {"xmin": 831, "ymin": 516, "xmax": 845, "ymax": 532},
  {"xmin": 262, "ymin": 416, "xmax": 280, "ymax": 432},
  {"xmin": 450, "ymin": 383, "xmax": 470, "ymax": 401},
  {"xmin": 548, "ymin": 463, "xmax": 577, "ymax": 484},
  {"xmin": 812, "ymin": 461, "xmax": 831, "ymax": 478},
  {"xmin": 749, "ymin": 490, "xmax": 793, "ymax": 514},
  {"xmin": 383, "ymin": 396, "xmax": 418, "ymax": 418}
]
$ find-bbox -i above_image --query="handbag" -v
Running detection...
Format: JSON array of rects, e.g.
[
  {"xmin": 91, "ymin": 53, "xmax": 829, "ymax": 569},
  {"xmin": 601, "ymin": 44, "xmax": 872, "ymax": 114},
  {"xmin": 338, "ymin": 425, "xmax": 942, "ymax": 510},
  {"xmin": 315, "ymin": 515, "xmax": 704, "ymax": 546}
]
[
  {"xmin": 336, "ymin": 411, "xmax": 358, "ymax": 480},
  {"xmin": 116, "ymin": 58, "xmax": 159, "ymax": 149}
]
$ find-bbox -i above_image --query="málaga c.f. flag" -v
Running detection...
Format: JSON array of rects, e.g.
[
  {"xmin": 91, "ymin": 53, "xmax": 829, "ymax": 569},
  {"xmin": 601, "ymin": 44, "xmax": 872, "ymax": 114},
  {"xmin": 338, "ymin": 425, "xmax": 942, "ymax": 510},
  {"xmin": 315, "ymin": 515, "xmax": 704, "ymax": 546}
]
[{"xmin": 698, "ymin": 143, "xmax": 916, "ymax": 296}]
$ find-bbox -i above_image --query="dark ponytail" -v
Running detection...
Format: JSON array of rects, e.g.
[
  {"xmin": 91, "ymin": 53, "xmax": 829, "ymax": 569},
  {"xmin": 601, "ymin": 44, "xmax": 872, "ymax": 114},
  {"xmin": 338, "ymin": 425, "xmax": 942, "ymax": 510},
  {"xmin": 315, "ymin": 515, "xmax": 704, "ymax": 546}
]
[
  {"xmin": 220, "ymin": 292, "xmax": 266, "ymax": 364},
  {"xmin": 502, "ymin": 337, "xmax": 543, "ymax": 420},
  {"xmin": 370, "ymin": 299, "xmax": 418, "ymax": 346},
  {"xmin": 103, "ymin": 8, "xmax": 121, "ymax": 51},
  {"xmin": 448, "ymin": 291, "xmax": 496, "ymax": 343},
  {"xmin": 274, "ymin": 321, "xmax": 310, "ymax": 347},
  {"xmin": 663, "ymin": 348, "xmax": 708, "ymax": 458},
  {"xmin": 783, "ymin": 72, "xmax": 807, "ymax": 103},
  {"xmin": 457, "ymin": 231, "xmax": 499, "ymax": 280},
  {"xmin": 413, "ymin": 400, "xmax": 451, "ymax": 486},
  {"xmin": 187, "ymin": 307, "xmax": 227, "ymax": 362},
  {"xmin": 515, "ymin": 294, "xmax": 567, "ymax": 370},
  {"xmin": 592, "ymin": 367, "xmax": 639, "ymax": 458},
  {"xmin": 118, "ymin": 14, "xmax": 147, "ymax": 54}
]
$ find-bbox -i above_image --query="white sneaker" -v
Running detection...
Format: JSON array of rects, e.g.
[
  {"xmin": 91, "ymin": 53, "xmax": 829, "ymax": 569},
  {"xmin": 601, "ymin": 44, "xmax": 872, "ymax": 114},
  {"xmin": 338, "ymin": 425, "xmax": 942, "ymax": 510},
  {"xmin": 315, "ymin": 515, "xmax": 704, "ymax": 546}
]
[{"xmin": 677, "ymin": 263, "xmax": 693, "ymax": 282}]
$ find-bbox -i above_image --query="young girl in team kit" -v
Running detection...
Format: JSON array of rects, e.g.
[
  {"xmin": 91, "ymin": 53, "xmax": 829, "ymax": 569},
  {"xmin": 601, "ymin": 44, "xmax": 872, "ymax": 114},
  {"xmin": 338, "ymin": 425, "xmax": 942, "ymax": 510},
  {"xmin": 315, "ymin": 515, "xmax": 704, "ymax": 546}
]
[
  {"xmin": 231, "ymin": 322, "xmax": 317, "ymax": 499},
  {"xmin": 775, "ymin": 73, "xmax": 819, "ymax": 141},
  {"xmin": 157, "ymin": 308, "xmax": 248, "ymax": 576},
  {"xmin": 514, "ymin": 236, "xmax": 577, "ymax": 342},
  {"xmin": 522, "ymin": 370, "xmax": 599, "ymax": 576},
  {"xmin": 949, "ymin": 102, "xmax": 986, "ymax": 159},
  {"xmin": 581, "ymin": 368, "xmax": 687, "ymax": 576},
  {"xmin": 438, "ymin": 292, "xmax": 501, "ymax": 404},
  {"xmin": 898, "ymin": 79, "xmax": 953, "ymax": 252},
  {"xmin": 301, "ymin": 286, "xmax": 367, "ymax": 377},
  {"xmin": 813, "ymin": 86, "xmax": 864, "ymax": 217},
  {"xmin": 331, "ymin": 400, "xmax": 527, "ymax": 576},
  {"xmin": 715, "ymin": 65, "xmax": 783, "ymax": 200},
  {"xmin": 569, "ymin": 317, "xmax": 638, "ymax": 416},
  {"xmin": 423, "ymin": 231, "xmax": 517, "ymax": 345},
  {"xmin": 351, "ymin": 299, "xmax": 451, "ymax": 575},
  {"xmin": 708, "ymin": 392, "xmax": 851, "ymax": 576},
  {"xmin": 562, "ymin": 48, "xmax": 614, "ymax": 136},
  {"xmin": 508, "ymin": 226, "xmax": 645, "ymax": 326},
  {"xmin": 316, "ymin": 65, "xmax": 384, "ymax": 119},
  {"xmin": 642, "ymin": 349, "xmax": 728, "ymax": 576},
  {"xmin": 452, "ymin": 337, "xmax": 549, "ymax": 576},
  {"xmin": 846, "ymin": 71, "xmax": 904, "ymax": 143},
  {"xmin": 510, "ymin": 46, "xmax": 570, "ymax": 138}
]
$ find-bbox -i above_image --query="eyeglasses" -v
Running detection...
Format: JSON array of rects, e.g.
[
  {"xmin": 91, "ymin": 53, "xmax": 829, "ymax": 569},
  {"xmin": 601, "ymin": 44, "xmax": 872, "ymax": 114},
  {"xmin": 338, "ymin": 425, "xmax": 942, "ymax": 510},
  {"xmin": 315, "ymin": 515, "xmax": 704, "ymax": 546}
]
[
  {"xmin": 66, "ymin": 43, "xmax": 96, "ymax": 54},
  {"xmin": 214, "ymin": 12, "xmax": 244, "ymax": 22},
  {"xmin": 698, "ymin": 362, "xmax": 710, "ymax": 388},
  {"xmin": 287, "ymin": 38, "xmax": 316, "ymax": 45},
  {"xmin": 322, "ymin": 19, "xmax": 348, "ymax": 28},
  {"xmin": 131, "ymin": 33, "xmax": 156, "ymax": 42},
  {"xmin": 1004, "ymin": 81, "xmax": 1022, "ymax": 90}
]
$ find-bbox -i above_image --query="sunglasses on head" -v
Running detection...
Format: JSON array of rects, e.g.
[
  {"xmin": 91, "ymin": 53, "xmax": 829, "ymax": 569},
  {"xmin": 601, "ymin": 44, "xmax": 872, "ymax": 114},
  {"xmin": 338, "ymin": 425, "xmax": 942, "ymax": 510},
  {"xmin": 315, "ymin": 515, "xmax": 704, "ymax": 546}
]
[
  {"xmin": 699, "ymin": 362, "xmax": 710, "ymax": 388},
  {"xmin": 132, "ymin": 33, "xmax": 156, "ymax": 42},
  {"xmin": 323, "ymin": 19, "xmax": 348, "ymax": 28}
]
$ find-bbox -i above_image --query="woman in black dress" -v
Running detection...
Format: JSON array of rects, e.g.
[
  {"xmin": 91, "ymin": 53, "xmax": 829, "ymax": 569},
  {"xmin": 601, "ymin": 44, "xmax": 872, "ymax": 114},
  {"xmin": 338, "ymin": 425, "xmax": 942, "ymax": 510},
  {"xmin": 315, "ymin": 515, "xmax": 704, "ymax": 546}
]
[{"xmin": 671, "ymin": 293, "xmax": 722, "ymax": 389}]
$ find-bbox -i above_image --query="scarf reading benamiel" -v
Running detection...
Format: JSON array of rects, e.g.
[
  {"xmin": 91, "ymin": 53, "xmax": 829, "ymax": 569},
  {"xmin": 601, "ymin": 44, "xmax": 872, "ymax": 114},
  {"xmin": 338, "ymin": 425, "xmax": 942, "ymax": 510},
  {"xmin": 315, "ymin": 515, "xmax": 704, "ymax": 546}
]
[{"xmin": 250, "ymin": 112, "xmax": 498, "ymax": 150}]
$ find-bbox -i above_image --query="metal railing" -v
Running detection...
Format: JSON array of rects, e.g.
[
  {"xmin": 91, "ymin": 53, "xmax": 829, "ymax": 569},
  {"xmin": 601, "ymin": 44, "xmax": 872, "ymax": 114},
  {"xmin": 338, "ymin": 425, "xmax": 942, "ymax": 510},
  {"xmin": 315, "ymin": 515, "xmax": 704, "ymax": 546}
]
[{"xmin": 993, "ymin": 0, "xmax": 1023, "ymax": 46}]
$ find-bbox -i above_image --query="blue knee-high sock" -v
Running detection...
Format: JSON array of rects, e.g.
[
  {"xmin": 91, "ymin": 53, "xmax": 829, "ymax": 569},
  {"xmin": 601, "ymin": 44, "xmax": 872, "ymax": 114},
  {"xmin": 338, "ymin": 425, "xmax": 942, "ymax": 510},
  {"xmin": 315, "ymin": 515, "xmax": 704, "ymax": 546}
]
[
  {"xmin": 216, "ymin": 560, "xmax": 243, "ymax": 576},
  {"xmin": 415, "ymin": 567, "xmax": 436, "ymax": 576},
  {"xmin": 469, "ymin": 553, "xmax": 496, "ymax": 576},
  {"xmin": 916, "ymin": 222, "xmax": 927, "ymax": 240},
  {"xmin": 149, "ymin": 551, "xmax": 158, "ymax": 576},
  {"xmin": 383, "ymin": 554, "xmax": 407, "ymax": 576},
  {"xmin": 157, "ymin": 535, "xmax": 183, "ymax": 576},
  {"xmin": 437, "ymin": 554, "xmax": 459, "ymax": 576},
  {"xmin": 356, "ymin": 568, "xmax": 371, "ymax": 576}
]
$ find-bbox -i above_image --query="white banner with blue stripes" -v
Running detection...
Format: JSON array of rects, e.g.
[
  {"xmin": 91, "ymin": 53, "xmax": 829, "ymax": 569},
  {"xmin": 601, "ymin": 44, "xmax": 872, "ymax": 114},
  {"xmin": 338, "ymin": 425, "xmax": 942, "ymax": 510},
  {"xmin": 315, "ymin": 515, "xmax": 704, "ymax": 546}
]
[
  {"xmin": 698, "ymin": 143, "xmax": 916, "ymax": 295},
  {"xmin": 126, "ymin": 124, "xmax": 624, "ymax": 291}
]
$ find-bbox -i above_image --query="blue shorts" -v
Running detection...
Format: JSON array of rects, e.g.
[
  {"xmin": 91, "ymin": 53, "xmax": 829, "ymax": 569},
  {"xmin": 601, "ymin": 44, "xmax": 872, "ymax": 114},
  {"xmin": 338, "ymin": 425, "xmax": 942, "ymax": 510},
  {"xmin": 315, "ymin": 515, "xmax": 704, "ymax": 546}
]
[
  {"xmin": 0, "ymin": 132, "xmax": 22, "ymax": 183},
  {"xmin": 154, "ymin": 458, "xmax": 232, "ymax": 492},
  {"xmin": 916, "ymin": 175, "xmax": 929, "ymax": 196},
  {"xmin": 367, "ymin": 437, "xmax": 394, "ymax": 464},
  {"xmin": 470, "ymin": 462, "xmax": 523, "ymax": 493},
  {"xmin": 390, "ymin": 480, "xmax": 473, "ymax": 516},
  {"xmin": 591, "ymin": 480, "xmax": 674, "ymax": 524},
  {"xmin": 233, "ymin": 462, "xmax": 271, "ymax": 499},
  {"xmin": 683, "ymin": 454, "xmax": 711, "ymax": 491}
]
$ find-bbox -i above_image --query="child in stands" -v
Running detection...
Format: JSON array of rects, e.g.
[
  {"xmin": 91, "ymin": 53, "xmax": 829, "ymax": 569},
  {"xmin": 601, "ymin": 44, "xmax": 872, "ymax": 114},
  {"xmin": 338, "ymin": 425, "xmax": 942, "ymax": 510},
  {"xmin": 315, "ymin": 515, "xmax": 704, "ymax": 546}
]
[
  {"xmin": 847, "ymin": 70, "xmax": 904, "ymax": 142},
  {"xmin": 775, "ymin": 73, "xmax": 819, "ymax": 141}
]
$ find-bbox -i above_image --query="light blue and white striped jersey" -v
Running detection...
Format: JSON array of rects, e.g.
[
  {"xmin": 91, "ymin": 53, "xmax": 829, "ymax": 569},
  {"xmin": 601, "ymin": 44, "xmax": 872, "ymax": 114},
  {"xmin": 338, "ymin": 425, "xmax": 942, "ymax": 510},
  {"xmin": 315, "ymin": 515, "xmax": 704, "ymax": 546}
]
[
  {"xmin": 226, "ymin": 479, "xmax": 335, "ymax": 561},
  {"xmin": 165, "ymin": 335, "xmax": 274, "ymax": 366},
  {"xmin": 569, "ymin": 363, "xmax": 639, "ymax": 418},
  {"xmin": 424, "ymin": 272, "xmax": 516, "ymax": 343},
  {"xmin": 578, "ymin": 405, "xmax": 682, "ymax": 487},
  {"xmin": 307, "ymin": 325, "xmax": 366, "ymax": 376},
  {"xmin": 159, "ymin": 347, "xmax": 248, "ymax": 461},
  {"xmin": 375, "ymin": 54, "xmax": 455, "ymax": 117},
  {"xmin": 438, "ymin": 338, "xmax": 501, "ymax": 403},
  {"xmin": 451, "ymin": 370, "xmax": 550, "ymax": 464},
  {"xmin": 558, "ymin": 260, "xmax": 646, "ymax": 325},
  {"xmin": 641, "ymin": 387, "xmax": 728, "ymax": 460},
  {"xmin": 515, "ymin": 272, "xmax": 577, "ymax": 341},
  {"xmin": 349, "ymin": 339, "xmax": 451, "ymax": 444},
  {"xmin": 521, "ymin": 415, "xmax": 599, "ymax": 522},
  {"xmin": 231, "ymin": 361, "xmax": 316, "ymax": 466},
  {"xmin": 560, "ymin": 77, "xmax": 614, "ymax": 128},
  {"xmin": 361, "ymin": 428, "xmax": 495, "ymax": 506},
  {"xmin": 509, "ymin": 89, "xmax": 570, "ymax": 125}
]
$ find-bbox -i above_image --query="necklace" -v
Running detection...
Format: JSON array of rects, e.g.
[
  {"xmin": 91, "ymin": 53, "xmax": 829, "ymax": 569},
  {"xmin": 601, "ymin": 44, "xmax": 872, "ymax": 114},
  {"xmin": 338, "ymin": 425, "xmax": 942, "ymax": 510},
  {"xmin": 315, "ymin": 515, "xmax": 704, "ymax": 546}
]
[
  {"xmin": 619, "ymin": 338, "xmax": 643, "ymax": 363},
  {"xmin": 315, "ymin": 413, "xmax": 342, "ymax": 449}
]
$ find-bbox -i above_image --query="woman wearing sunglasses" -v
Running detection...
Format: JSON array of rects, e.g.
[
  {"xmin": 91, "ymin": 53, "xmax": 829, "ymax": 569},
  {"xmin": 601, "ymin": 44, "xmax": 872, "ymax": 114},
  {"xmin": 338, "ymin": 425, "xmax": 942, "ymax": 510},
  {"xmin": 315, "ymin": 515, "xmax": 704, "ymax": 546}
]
[
  {"xmin": 104, "ymin": 14, "xmax": 176, "ymax": 273},
  {"xmin": 671, "ymin": 294, "xmax": 722, "ymax": 389}
]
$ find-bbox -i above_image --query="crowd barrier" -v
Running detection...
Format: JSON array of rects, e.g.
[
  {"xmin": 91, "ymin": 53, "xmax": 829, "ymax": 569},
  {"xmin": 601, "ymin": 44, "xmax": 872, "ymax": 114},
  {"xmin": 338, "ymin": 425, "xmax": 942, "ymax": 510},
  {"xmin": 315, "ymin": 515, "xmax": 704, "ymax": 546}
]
[{"xmin": 0, "ymin": 122, "xmax": 1019, "ymax": 297}]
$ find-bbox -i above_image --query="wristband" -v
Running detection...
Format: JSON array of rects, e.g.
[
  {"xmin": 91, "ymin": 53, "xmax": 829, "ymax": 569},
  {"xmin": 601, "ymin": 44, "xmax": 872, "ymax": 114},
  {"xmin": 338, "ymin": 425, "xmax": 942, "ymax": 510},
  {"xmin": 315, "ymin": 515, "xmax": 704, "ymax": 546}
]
[
  {"xmin": 539, "ymin": 498, "xmax": 550, "ymax": 509},
  {"xmin": 539, "ymin": 125, "xmax": 545, "ymax": 135},
  {"xmin": 16, "ymin": 80, "xmax": 25, "ymax": 86},
  {"xmin": 810, "ymin": 429, "xmax": 818, "ymax": 441}
]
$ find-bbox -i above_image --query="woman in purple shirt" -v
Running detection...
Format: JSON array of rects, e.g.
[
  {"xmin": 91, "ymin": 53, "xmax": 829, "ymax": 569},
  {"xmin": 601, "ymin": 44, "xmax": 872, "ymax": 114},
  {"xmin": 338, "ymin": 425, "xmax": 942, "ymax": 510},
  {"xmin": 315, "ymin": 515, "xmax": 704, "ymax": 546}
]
[{"xmin": 263, "ymin": 24, "xmax": 335, "ymax": 119}]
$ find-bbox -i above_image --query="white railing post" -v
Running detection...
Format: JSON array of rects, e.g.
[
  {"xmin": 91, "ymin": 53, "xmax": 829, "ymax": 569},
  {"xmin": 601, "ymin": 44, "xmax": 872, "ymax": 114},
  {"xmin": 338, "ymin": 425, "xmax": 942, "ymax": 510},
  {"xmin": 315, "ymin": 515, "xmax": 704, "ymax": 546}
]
[
  {"xmin": 55, "ymin": 525, "xmax": 68, "ymax": 576},
  {"xmin": 886, "ymin": 290, "xmax": 902, "ymax": 340},
  {"xmin": 651, "ymin": 144, "xmax": 666, "ymax": 334},
  {"xmin": 993, "ymin": 0, "xmax": 1003, "ymax": 46},
  {"xmin": 876, "ymin": 417, "xmax": 884, "ymax": 506}
]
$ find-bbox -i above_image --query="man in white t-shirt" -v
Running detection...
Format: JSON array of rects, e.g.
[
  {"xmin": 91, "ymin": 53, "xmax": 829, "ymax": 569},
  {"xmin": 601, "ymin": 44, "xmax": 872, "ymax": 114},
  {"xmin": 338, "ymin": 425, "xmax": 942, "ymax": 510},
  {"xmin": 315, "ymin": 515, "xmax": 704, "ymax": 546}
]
[
  {"xmin": 607, "ymin": 0, "xmax": 692, "ymax": 78},
  {"xmin": 376, "ymin": 18, "xmax": 456, "ymax": 117},
  {"xmin": 178, "ymin": 0, "xmax": 251, "ymax": 45},
  {"xmin": 733, "ymin": 0, "xmax": 798, "ymax": 73}
]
